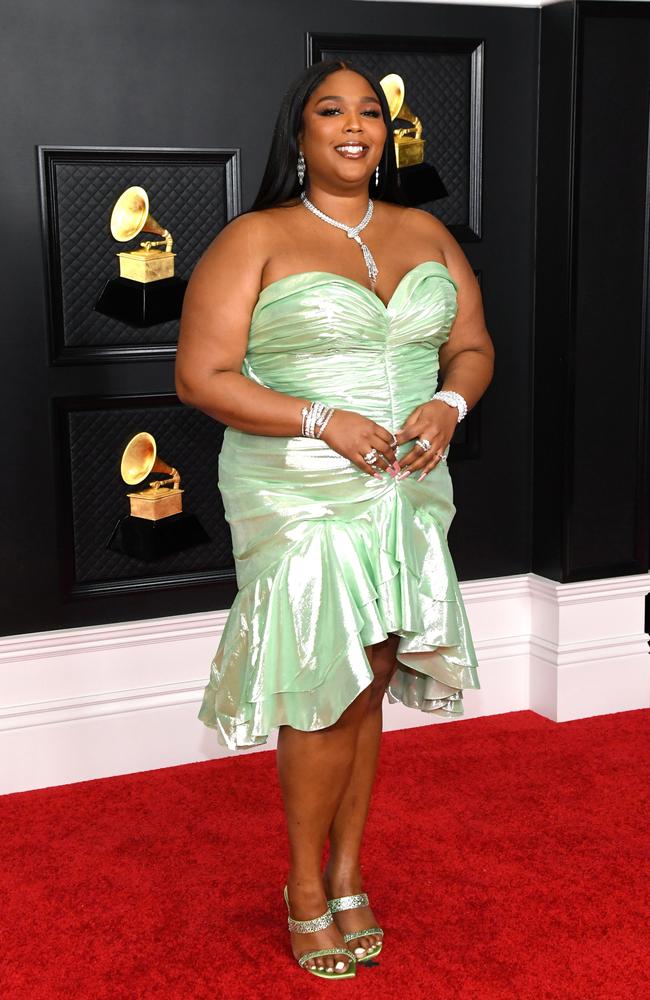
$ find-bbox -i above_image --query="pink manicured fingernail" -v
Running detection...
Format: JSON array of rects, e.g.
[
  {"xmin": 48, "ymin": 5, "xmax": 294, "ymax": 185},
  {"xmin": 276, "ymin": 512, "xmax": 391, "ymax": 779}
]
[
  {"xmin": 396, "ymin": 470, "xmax": 411, "ymax": 480},
  {"xmin": 373, "ymin": 472, "xmax": 383, "ymax": 480},
  {"xmin": 392, "ymin": 462, "xmax": 401, "ymax": 472},
  {"xmin": 417, "ymin": 471, "xmax": 427, "ymax": 482}
]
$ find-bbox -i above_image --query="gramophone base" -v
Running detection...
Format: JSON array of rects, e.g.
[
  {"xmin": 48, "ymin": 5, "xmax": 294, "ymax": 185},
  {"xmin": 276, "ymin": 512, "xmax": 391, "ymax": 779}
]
[
  {"xmin": 94, "ymin": 275, "xmax": 187, "ymax": 327},
  {"xmin": 107, "ymin": 511, "xmax": 210, "ymax": 562},
  {"xmin": 397, "ymin": 162, "xmax": 448, "ymax": 207}
]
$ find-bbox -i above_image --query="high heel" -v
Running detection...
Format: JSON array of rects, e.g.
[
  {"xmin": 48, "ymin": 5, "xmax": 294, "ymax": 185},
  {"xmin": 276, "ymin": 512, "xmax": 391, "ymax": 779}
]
[
  {"xmin": 284, "ymin": 884, "xmax": 357, "ymax": 979},
  {"xmin": 327, "ymin": 892, "xmax": 384, "ymax": 959}
]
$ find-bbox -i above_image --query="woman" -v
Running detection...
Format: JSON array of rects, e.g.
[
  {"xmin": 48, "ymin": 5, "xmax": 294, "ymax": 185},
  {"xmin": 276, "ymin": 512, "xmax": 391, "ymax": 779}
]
[{"xmin": 176, "ymin": 60, "xmax": 494, "ymax": 980}]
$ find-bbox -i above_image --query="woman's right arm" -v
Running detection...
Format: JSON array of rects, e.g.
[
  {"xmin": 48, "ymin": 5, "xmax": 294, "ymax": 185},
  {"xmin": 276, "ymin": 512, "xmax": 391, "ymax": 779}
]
[{"xmin": 175, "ymin": 212, "xmax": 311, "ymax": 436}]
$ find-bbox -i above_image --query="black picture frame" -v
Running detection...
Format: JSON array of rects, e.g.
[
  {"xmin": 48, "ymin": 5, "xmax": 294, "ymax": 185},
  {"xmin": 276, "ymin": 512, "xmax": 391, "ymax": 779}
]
[
  {"xmin": 307, "ymin": 31, "xmax": 485, "ymax": 241},
  {"xmin": 38, "ymin": 145, "xmax": 241, "ymax": 366},
  {"xmin": 52, "ymin": 392, "xmax": 237, "ymax": 601}
]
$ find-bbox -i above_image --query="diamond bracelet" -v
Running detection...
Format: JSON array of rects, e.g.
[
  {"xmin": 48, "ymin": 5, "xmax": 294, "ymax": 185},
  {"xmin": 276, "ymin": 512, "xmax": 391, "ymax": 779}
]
[
  {"xmin": 301, "ymin": 401, "xmax": 336, "ymax": 439},
  {"xmin": 431, "ymin": 390, "xmax": 468, "ymax": 423}
]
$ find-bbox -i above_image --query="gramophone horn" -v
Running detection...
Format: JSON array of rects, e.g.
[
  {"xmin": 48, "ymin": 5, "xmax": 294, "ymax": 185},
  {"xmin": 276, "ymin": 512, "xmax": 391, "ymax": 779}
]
[
  {"xmin": 380, "ymin": 73, "xmax": 423, "ymax": 140},
  {"xmin": 110, "ymin": 186, "xmax": 169, "ymax": 243},
  {"xmin": 120, "ymin": 431, "xmax": 177, "ymax": 486},
  {"xmin": 382, "ymin": 73, "xmax": 406, "ymax": 119}
]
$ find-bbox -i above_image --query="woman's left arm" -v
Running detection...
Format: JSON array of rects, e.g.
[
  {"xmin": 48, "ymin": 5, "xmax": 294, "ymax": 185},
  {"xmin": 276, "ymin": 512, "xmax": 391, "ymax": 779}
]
[
  {"xmin": 436, "ymin": 226, "xmax": 495, "ymax": 408},
  {"xmin": 394, "ymin": 218, "xmax": 495, "ymax": 479}
]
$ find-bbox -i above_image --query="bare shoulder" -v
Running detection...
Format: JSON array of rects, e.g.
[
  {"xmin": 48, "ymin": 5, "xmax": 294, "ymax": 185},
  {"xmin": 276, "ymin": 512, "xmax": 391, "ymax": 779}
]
[
  {"xmin": 375, "ymin": 202, "xmax": 453, "ymax": 260},
  {"xmin": 394, "ymin": 205, "xmax": 453, "ymax": 250},
  {"xmin": 180, "ymin": 210, "xmax": 276, "ymax": 350},
  {"xmin": 397, "ymin": 205, "xmax": 478, "ymax": 287},
  {"xmin": 192, "ymin": 209, "xmax": 274, "ymax": 278}
]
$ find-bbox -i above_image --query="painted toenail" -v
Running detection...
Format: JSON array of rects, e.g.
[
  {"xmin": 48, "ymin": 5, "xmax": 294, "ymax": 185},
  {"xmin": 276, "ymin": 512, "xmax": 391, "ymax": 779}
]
[
  {"xmin": 355, "ymin": 947, "xmax": 366, "ymax": 955},
  {"xmin": 335, "ymin": 961, "xmax": 346, "ymax": 970}
]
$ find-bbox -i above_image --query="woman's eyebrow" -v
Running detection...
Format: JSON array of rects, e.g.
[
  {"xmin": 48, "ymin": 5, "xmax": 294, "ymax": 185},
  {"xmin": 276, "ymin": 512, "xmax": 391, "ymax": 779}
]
[{"xmin": 315, "ymin": 94, "xmax": 381, "ymax": 104}]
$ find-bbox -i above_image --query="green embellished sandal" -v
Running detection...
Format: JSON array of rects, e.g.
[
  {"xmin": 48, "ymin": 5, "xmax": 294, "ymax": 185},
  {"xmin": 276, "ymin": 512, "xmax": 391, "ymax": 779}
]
[
  {"xmin": 327, "ymin": 892, "xmax": 384, "ymax": 959},
  {"xmin": 284, "ymin": 884, "xmax": 357, "ymax": 979}
]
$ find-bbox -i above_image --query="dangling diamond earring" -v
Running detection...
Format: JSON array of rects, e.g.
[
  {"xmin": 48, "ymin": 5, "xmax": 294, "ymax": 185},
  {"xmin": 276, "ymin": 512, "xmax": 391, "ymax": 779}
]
[
  {"xmin": 375, "ymin": 163, "xmax": 380, "ymax": 187},
  {"xmin": 297, "ymin": 151, "xmax": 306, "ymax": 186}
]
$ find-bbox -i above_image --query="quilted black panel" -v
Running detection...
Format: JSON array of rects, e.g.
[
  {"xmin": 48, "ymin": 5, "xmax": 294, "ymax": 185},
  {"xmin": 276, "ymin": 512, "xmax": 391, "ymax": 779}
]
[
  {"xmin": 317, "ymin": 44, "xmax": 475, "ymax": 226},
  {"xmin": 65, "ymin": 400, "xmax": 235, "ymax": 586},
  {"xmin": 40, "ymin": 148, "xmax": 239, "ymax": 359}
]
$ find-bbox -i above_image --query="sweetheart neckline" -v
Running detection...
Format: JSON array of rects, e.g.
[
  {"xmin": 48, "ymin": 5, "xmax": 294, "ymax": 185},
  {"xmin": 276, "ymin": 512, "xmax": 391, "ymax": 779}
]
[{"xmin": 255, "ymin": 259, "xmax": 457, "ymax": 313}]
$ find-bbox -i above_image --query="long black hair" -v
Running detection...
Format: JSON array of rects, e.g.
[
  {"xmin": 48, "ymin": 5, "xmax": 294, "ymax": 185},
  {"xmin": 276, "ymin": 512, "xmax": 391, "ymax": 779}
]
[{"xmin": 245, "ymin": 59, "xmax": 405, "ymax": 213}]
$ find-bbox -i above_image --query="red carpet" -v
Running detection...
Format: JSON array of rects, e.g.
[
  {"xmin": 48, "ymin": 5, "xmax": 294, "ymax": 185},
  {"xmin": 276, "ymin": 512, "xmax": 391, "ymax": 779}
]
[{"xmin": 1, "ymin": 708, "xmax": 648, "ymax": 1000}]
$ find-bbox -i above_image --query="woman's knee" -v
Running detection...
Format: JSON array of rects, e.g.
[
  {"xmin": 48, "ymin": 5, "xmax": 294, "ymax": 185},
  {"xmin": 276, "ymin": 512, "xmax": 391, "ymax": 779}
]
[{"xmin": 367, "ymin": 633, "xmax": 400, "ymax": 703}]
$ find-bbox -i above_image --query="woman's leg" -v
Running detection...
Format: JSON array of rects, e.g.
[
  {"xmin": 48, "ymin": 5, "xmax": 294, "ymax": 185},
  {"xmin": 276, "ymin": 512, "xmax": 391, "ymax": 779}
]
[
  {"xmin": 277, "ymin": 678, "xmax": 373, "ymax": 974},
  {"xmin": 323, "ymin": 632, "xmax": 400, "ymax": 957}
]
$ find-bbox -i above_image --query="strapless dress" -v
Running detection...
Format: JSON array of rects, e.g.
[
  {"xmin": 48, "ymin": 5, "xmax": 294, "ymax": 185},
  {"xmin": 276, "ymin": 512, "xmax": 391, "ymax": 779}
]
[{"xmin": 197, "ymin": 260, "xmax": 481, "ymax": 749}]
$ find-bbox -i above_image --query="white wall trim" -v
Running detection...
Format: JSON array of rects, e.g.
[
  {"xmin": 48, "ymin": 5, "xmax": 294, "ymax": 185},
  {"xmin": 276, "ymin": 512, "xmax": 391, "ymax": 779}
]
[
  {"xmin": 0, "ymin": 609, "xmax": 231, "ymax": 664},
  {"xmin": 1, "ymin": 571, "xmax": 648, "ymax": 795},
  {"xmin": 0, "ymin": 679, "xmax": 204, "ymax": 731}
]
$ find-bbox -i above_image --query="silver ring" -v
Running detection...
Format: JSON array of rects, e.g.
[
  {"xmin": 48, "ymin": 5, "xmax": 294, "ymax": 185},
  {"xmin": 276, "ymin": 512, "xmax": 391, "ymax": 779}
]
[
  {"xmin": 363, "ymin": 448, "xmax": 378, "ymax": 464},
  {"xmin": 436, "ymin": 452, "xmax": 447, "ymax": 462},
  {"xmin": 415, "ymin": 437, "xmax": 431, "ymax": 451},
  {"xmin": 389, "ymin": 434, "xmax": 397, "ymax": 448}
]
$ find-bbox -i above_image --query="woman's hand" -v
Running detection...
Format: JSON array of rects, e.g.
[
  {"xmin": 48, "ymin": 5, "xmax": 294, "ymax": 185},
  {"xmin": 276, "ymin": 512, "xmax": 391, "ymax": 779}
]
[
  {"xmin": 393, "ymin": 401, "xmax": 458, "ymax": 480},
  {"xmin": 319, "ymin": 409, "xmax": 398, "ymax": 477}
]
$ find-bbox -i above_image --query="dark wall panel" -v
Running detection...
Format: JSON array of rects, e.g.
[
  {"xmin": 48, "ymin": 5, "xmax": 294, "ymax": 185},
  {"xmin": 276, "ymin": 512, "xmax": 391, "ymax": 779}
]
[
  {"xmin": 531, "ymin": 0, "xmax": 575, "ymax": 582},
  {"xmin": 569, "ymin": 10, "xmax": 650, "ymax": 577},
  {"xmin": 533, "ymin": 0, "xmax": 650, "ymax": 583},
  {"xmin": 0, "ymin": 0, "xmax": 538, "ymax": 636}
]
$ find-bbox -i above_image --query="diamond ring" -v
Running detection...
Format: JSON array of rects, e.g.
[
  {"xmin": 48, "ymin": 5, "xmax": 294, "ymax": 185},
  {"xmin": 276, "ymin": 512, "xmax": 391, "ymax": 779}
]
[
  {"xmin": 415, "ymin": 438, "xmax": 431, "ymax": 451},
  {"xmin": 363, "ymin": 448, "xmax": 378, "ymax": 464}
]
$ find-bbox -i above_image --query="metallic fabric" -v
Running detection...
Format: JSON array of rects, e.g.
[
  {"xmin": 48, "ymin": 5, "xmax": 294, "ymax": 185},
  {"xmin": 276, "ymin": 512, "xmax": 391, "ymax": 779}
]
[{"xmin": 197, "ymin": 262, "xmax": 481, "ymax": 749}]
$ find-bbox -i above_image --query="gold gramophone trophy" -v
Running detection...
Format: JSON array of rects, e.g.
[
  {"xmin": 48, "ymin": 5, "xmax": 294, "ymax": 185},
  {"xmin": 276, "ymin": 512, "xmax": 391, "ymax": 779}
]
[
  {"xmin": 112, "ymin": 186, "xmax": 176, "ymax": 283},
  {"xmin": 94, "ymin": 186, "xmax": 187, "ymax": 327},
  {"xmin": 379, "ymin": 73, "xmax": 447, "ymax": 206},
  {"xmin": 122, "ymin": 431, "xmax": 183, "ymax": 520},
  {"xmin": 107, "ymin": 431, "xmax": 209, "ymax": 561},
  {"xmin": 381, "ymin": 73, "xmax": 425, "ymax": 168}
]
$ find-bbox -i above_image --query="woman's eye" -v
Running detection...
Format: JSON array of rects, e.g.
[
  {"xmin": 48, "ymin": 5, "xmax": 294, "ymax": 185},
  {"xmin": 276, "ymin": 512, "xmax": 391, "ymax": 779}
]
[{"xmin": 318, "ymin": 107, "xmax": 382, "ymax": 117}]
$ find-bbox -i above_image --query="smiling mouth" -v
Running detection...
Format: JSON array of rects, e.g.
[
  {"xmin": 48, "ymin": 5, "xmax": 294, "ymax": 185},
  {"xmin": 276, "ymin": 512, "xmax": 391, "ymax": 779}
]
[{"xmin": 334, "ymin": 144, "xmax": 369, "ymax": 158}]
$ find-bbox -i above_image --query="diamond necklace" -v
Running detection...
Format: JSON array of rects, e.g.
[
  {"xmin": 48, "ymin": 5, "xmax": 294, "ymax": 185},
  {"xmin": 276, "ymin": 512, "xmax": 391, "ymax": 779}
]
[{"xmin": 299, "ymin": 191, "xmax": 379, "ymax": 286}]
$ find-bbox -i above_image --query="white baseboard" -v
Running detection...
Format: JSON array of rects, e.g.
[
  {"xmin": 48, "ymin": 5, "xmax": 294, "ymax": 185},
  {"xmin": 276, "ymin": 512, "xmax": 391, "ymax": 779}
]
[{"xmin": 1, "ymin": 571, "xmax": 648, "ymax": 795}]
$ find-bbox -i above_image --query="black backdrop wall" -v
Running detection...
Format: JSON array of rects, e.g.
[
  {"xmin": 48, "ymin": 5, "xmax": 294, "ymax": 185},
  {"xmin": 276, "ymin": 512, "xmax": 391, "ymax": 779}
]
[{"xmin": 2, "ymin": 0, "xmax": 641, "ymax": 639}]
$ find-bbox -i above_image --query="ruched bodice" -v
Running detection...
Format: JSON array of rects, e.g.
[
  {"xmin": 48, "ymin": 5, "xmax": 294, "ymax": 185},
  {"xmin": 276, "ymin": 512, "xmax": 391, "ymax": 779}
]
[
  {"xmin": 197, "ymin": 262, "xmax": 481, "ymax": 750},
  {"xmin": 242, "ymin": 261, "xmax": 459, "ymax": 432}
]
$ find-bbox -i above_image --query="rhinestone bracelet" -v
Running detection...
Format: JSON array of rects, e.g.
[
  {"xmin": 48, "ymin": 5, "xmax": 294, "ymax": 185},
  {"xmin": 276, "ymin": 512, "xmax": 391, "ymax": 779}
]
[
  {"xmin": 301, "ymin": 401, "xmax": 336, "ymax": 438},
  {"xmin": 315, "ymin": 406, "xmax": 335, "ymax": 438},
  {"xmin": 308, "ymin": 402, "xmax": 334, "ymax": 438},
  {"xmin": 431, "ymin": 389, "xmax": 468, "ymax": 423}
]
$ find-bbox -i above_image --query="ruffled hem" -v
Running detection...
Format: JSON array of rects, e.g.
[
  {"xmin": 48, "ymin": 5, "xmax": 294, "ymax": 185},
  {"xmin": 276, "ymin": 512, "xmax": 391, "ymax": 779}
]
[{"xmin": 198, "ymin": 489, "xmax": 480, "ymax": 750}]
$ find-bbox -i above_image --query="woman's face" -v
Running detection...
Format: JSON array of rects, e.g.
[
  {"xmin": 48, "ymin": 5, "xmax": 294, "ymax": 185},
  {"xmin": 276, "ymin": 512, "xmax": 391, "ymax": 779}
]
[{"xmin": 298, "ymin": 69, "xmax": 388, "ymax": 190}]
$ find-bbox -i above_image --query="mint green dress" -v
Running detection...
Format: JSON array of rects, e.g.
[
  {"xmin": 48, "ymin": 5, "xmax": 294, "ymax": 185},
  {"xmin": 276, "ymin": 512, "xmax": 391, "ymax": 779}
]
[{"xmin": 198, "ymin": 261, "xmax": 481, "ymax": 749}]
